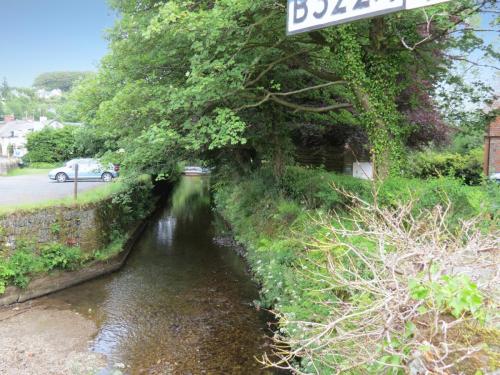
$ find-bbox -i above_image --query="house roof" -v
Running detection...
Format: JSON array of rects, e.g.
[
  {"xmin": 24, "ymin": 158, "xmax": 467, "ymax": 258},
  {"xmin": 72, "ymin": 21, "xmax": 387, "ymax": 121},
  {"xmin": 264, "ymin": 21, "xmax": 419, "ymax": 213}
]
[{"xmin": 0, "ymin": 119, "xmax": 63, "ymax": 138}]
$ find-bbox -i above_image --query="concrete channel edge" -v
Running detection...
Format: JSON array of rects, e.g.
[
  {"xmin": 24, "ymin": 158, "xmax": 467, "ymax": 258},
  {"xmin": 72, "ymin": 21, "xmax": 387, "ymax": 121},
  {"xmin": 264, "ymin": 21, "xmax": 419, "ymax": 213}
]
[{"xmin": 0, "ymin": 219, "xmax": 149, "ymax": 306}]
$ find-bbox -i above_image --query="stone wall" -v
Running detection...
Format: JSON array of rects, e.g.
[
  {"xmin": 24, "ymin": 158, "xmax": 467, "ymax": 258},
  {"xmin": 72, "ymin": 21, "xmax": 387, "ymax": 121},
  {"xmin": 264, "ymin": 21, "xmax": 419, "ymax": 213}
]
[
  {"xmin": 0, "ymin": 205, "xmax": 101, "ymax": 255},
  {"xmin": 0, "ymin": 177, "xmax": 159, "ymax": 305},
  {"xmin": 0, "ymin": 158, "xmax": 18, "ymax": 175},
  {"xmin": 0, "ymin": 176, "xmax": 155, "ymax": 258}
]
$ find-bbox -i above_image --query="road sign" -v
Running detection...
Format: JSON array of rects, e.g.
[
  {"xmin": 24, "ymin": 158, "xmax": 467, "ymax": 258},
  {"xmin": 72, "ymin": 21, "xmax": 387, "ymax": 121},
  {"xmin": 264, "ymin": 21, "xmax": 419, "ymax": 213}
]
[{"xmin": 287, "ymin": 0, "xmax": 451, "ymax": 35}]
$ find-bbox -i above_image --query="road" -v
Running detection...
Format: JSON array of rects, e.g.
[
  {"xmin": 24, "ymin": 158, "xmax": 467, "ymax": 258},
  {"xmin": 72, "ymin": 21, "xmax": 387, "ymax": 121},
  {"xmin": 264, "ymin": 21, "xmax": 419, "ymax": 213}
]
[{"xmin": 0, "ymin": 175, "xmax": 103, "ymax": 206}]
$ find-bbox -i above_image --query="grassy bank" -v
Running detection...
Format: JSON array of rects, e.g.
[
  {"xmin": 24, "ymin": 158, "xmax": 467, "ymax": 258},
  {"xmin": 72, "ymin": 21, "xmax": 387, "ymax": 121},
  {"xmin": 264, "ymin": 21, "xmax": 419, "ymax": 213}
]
[{"xmin": 214, "ymin": 166, "xmax": 499, "ymax": 374}]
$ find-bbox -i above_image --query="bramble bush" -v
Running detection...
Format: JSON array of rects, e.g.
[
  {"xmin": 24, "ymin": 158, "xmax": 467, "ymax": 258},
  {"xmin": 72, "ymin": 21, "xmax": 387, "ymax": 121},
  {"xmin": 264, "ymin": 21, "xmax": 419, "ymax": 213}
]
[{"xmin": 261, "ymin": 193, "xmax": 498, "ymax": 374}]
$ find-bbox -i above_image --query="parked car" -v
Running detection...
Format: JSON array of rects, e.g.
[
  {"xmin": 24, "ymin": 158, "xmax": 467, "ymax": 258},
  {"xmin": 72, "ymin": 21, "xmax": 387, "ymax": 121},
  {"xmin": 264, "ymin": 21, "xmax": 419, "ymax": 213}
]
[
  {"xmin": 183, "ymin": 166, "xmax": 211, "ymax": 176},
  {"xmin": 48, "ymin": 158, "xmax": 119, "ymax": 183},
  {"xmin": 490, "ymin": 172, "xmax": 500, "ymax": 183}
]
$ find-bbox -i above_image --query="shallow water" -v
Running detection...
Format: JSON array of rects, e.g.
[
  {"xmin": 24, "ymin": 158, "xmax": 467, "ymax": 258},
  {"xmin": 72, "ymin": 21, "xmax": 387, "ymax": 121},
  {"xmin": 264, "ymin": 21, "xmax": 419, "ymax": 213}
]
[{"xmin": 42, "ymin": 177, "xmax": 274, "ymax": 374}]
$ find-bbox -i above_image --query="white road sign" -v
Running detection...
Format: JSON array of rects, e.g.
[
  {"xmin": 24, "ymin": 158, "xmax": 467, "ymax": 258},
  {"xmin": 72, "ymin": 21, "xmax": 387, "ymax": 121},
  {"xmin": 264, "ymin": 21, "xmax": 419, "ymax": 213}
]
[{"xmin": 287, "ymin": 0, "xmax": 451, "ymax": 35}]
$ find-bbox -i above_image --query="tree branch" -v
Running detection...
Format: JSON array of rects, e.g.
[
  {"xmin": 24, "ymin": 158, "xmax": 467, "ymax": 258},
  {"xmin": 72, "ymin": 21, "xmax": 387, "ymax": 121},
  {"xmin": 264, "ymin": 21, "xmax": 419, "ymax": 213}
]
[
  {"xmin": 269, "ymin": 95, "xmax": 352, "ymax": 113},
  {"xmin": 271, "ymin": 81, "xmax": 347, "ymax": 96},
  {"xmin": 444, "ymin": 54, "xmax": 500, "ymax": 70},
  {"xmin": 245, "ymin": 49, "xmax": 309, "ymax": 87}
]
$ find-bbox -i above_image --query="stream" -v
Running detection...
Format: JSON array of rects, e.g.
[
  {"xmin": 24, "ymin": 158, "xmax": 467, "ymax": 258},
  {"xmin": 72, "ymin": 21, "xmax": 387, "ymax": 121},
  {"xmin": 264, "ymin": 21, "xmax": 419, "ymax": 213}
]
[{"xmin": 40, "ymin": 176, "xmax": 274, "ymax": 374}]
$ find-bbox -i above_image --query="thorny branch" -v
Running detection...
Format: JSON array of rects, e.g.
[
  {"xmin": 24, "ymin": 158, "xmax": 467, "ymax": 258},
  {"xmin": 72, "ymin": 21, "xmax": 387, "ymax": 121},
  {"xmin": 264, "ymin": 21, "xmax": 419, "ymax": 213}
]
[{"xmin": 261, "ymin": 188, "xmax": 499, "ymax": 374}]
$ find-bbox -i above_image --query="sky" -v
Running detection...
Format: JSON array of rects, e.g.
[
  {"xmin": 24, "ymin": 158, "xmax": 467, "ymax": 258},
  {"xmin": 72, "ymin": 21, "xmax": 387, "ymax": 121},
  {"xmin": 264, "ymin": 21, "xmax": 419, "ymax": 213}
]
[
  {"xmin": 455, "ymin": 11, "xmax": 500, "ymax": 95},
  {"xmin": 0, "ymin": 0, "xmax": 115, "ymax": 87}
]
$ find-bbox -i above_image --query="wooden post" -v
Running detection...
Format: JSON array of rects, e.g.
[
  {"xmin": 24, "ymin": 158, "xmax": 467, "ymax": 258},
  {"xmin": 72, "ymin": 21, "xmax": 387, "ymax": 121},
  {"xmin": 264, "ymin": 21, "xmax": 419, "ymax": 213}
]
[
  {"xmin": 74, "ymin": 163, "xmax": 79, "ymax": 200},
  {"xmin": 484, "ymin": 135, "xmax": 490, "ymax": 177}
]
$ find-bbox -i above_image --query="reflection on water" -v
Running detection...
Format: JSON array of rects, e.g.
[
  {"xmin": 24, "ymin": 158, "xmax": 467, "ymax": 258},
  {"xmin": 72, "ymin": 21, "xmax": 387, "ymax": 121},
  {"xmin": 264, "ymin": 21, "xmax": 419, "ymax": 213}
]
[
  {"xmin": 157, "ymin": 216, "xmax": 176, "ymax": 248},
  {"xmin": 171, "ymin": 176, "xmax": 211, "ymax": 221},
  {"xmin": 41, "ymin": 176, "xmax": 274, "ymax": 374}
]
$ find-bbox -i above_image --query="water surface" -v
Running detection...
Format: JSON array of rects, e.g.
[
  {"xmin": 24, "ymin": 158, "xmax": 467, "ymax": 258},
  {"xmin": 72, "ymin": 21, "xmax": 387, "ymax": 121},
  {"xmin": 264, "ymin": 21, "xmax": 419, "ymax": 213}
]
[{"xmin": 42, "ymin": 176, "xmax": 273, "ymax": 374}]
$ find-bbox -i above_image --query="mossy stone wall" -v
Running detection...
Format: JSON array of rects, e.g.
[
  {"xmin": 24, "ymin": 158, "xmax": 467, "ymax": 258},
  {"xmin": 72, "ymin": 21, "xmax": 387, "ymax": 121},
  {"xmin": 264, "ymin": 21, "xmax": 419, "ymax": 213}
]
[{"xmin": 0, "ymin": 199, "xmax": 124, "ymax": 256}]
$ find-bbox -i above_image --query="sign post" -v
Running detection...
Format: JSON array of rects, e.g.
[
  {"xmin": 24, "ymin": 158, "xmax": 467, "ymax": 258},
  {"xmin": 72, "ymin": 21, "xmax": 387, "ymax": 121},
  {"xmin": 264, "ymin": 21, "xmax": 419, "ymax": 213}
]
[
  {"xmin": 74, "ymin": 163, "xmax": 79, "ymax": 201},
  {"xmin": 287, "ymin": 0, "xmax": 451, "ymax": 35}
]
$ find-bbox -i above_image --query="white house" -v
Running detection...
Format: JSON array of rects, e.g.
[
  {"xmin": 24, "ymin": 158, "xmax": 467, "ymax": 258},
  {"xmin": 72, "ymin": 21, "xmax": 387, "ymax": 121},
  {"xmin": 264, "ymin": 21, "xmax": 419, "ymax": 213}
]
[
  {"xmin": 0, "ymin": 117, "xmax": 63, "ymax": 158},
  {"xmin": 36, "ymin": 88, "xmax": 63, "ymax": 99}
]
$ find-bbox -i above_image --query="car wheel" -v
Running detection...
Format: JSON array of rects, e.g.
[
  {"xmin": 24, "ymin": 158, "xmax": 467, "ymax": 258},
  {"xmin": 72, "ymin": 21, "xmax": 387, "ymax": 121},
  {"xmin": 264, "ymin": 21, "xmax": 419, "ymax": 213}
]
[
  {"xmin": 56, "ymin": 172, "xmax": 68, "ymax": 183},
  {"xmin": 101, "ymin": 172, "xmax": 113, "ymax": 182}
]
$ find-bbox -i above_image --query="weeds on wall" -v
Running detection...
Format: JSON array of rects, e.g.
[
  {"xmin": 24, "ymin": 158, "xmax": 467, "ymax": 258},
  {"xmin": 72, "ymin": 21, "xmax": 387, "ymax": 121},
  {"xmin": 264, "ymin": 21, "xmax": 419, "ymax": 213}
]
[
  {"xmin": 0, "ymin": 238, "xmax": 131, "ymax": 295},
  {"xmin": 0, "ymin": 242, "xmax": 85, "ymax": 293}
]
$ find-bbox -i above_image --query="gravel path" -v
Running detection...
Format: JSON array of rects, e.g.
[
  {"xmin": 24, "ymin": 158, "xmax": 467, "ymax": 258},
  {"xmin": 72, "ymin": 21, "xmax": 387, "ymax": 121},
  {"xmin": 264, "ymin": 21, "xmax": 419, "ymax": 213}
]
[
  {"xmin": 0, "ymin": 303, "xmax": 106, "ymax": 375},
  {"xmin": 0, "ymin": 175, "xmax": 103, "ymax": 206}
]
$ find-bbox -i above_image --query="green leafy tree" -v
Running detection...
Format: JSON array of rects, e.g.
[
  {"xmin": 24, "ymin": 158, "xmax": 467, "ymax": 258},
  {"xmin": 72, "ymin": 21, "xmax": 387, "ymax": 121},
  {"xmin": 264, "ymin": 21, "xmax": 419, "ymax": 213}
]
[
  {"xmin": 72, "ymin": 124, "xmax": 109, "ymax": 157},
  {"xmin": 25, "ymin": 127, "xmax": 77, "ymax": 163},
  {"xmin": 0, "ymin": 78, "xmax": 10, "ymax": 118},
  {"xmin": 72, "ymin": 0, "xmax": 498, "ymax": 177},
  {"xmin": 33, "ymin": 71, "xmax": 94, "ymax": 92},
  {"xmin": 0, "ymin": 77, "xmax": 9, "ymax": 99},
  {"xmin": 6, "ymin": 144, "xmax": 14, "ymax": 157},
  {"xmin": 0, "ymin": 86, "xmax": 55, "ymax": 120}
]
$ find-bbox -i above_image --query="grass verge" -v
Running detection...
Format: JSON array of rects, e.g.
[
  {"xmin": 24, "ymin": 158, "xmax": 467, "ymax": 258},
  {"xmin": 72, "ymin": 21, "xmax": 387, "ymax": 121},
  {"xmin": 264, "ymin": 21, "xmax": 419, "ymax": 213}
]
[
  {"xmin": 6, "ymin": 168, "xmax": 53, "ymax": 176},
  {"xmin": 0, "ymin": 180, "xmax": 125, "ymax": 217},
  {"xmin": 5, "ymin": 163, "xmax": 61, "ymax": 177}
]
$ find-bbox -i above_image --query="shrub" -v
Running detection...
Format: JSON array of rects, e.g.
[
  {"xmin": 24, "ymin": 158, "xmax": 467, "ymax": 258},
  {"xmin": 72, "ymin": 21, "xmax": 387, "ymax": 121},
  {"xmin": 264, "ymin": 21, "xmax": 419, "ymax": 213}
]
[
  {"xmin": 40, "ymin": 243, "xmax": 84, "ymax": 271},
  {"xmin": 376, "ymin": 176, "xmax": 489, "ymax": 222},
  {"xmin": 25, "ymin": 126, "xmax": 77, "ymax": 163},
  {"xmin": 0, "ymin": 242, "xmax": 85, "ymax": 291},
  {"xmin": 278, "ymin": 166, "xmax": 495, "ymax": 222},
  {"xmin": 408, "ymin": 148, "xmax": 483, "ymax": 185},
  {"xmin": 280, "ymin": 166, "xmax": 370, "ymax": 209}
]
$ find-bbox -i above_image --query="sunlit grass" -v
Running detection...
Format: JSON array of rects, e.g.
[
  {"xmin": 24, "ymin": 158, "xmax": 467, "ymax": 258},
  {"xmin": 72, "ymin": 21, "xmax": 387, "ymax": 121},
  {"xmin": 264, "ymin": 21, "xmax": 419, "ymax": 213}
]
[
  {"xmin": 6, "ymin": 168, "xmax": 53, "ymax": 176},
  {"xmin": 0, "ymin": 180, "xmax": 125, "ymax": 217},
  {"xmin": 6, "ymin": 162, "xmax": 61, "ymax": 176}
]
